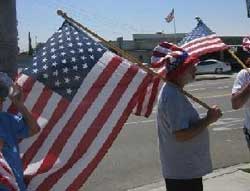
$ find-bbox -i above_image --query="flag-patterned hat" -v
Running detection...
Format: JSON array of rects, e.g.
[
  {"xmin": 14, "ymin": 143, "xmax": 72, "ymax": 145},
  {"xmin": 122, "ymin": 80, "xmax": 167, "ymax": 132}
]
[
  {"xmin": 151, "ymin": 42, "xmax": 199, "ymax": 80},
  {"xmin": 242, "ymin": 37, "xmax": 250, "ymax": 52}
]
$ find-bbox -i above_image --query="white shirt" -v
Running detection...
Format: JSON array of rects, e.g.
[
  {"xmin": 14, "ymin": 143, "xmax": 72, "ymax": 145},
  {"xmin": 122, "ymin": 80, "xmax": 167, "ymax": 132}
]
[{"xmin": 232, "ymin": 69, "xmax": 250, "ymax": 129}]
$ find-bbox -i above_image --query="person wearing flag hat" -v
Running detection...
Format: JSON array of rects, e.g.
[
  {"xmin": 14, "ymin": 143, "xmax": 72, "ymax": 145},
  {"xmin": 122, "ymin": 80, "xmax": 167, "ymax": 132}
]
[
  {"xmin": 0, "ymin": 72, "xmax": 40, "ymax": 191},
  {"xmin": 156, "ymin": 42, "xmax": 222, "ymax": 191},
  {"xmin": 231, "ymin": 57, "xmax": 250, "ymax": 151}
]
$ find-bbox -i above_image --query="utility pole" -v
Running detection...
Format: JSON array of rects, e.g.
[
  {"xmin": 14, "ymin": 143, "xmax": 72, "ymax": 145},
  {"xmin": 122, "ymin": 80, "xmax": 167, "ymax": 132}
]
[
  {"xmin": 0, "ymin": 0, "xmax": 18, "ymax": 78},
  {"xmin": 246, "ymin": 0, "xmax": 250, "ymax": 18}
]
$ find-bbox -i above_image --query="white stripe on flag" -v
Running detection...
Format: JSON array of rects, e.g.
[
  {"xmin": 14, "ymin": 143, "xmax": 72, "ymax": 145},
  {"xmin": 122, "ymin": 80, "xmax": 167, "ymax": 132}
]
[
  {"xmin": 139, "ymin": 85, "xmax": 152, "ymax": 115},
  {"xmin": 24, "ymin": 81, "xmax": 45, "ymax": 111}
]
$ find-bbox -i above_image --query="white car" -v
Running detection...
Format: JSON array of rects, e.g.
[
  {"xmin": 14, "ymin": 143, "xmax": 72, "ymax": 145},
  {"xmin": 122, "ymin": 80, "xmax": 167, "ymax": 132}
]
[{"xmin": 195, "ymin": 59, "xmax": 231, "ymax": 74}]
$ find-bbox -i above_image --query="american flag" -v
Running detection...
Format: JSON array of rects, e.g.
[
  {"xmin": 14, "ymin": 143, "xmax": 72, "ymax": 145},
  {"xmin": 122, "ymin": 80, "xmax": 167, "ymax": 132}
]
[
  {"xmin": 179, "ymin": 18, "xmax": 228, "ymax": 57},
  {"xmin": 242, "ymin": 36, "xmax": 250, "ymax": 52},
  {"xmin": 2, "ymin": 21, "xmax": 153, "ymax": 190},
  {"xmin": 165, "ymin": 8, "xmax": 174, "ymax": 23}
]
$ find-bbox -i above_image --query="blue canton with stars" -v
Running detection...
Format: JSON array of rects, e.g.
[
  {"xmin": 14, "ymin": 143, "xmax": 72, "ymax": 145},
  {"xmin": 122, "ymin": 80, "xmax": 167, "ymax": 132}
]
[
  {"xmin": 178, "ymin": 19, "xmax": 215, "ymax": 46},
  {"xmin": 23, "ymin": 21, "xmax": 107, "ymax": 101}
]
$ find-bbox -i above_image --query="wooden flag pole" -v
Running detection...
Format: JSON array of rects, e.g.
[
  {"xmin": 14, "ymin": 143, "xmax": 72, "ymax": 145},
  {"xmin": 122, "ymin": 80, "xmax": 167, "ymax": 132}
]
[
  {"xmin": 57, "ymin": 10, "xmax": 211, "ymax": 110},
  {"xmin": 228, "ymin": 49, "xmax": 250, "ymax": 73}
]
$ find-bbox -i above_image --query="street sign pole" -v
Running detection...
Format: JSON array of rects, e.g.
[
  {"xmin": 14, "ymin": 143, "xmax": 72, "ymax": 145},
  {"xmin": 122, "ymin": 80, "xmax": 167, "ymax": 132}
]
[
  {"xmin": 0, "ymin": 0, "xmax": 18, "ymax": 78},
  {"xmin": 246, "ymin": 0, "xmax": 250, "ymax": 18}
]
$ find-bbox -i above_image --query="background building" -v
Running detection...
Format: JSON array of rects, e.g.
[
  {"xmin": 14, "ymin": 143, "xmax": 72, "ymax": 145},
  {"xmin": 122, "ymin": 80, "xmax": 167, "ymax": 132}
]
[{"xmin": 111, "ymin": 33, "xmax": 248, "ymax": 71}]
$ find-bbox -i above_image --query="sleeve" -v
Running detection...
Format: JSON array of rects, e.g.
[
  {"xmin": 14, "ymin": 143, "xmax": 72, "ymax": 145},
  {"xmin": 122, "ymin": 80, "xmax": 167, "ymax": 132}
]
[
  {"xmin": 11, "ymin": 114, "xmax": 30, "ymax": 139},
  {"xmin": 0, "ymin": 125, "xmax": 7, "ymax": 142},
  {"xmin": 160, "ymin": 93, "xmax": 190, "ymax": 133},
  {"xmin": 232, "ymin": 70, "xmax": 247, "ymax": 94}
]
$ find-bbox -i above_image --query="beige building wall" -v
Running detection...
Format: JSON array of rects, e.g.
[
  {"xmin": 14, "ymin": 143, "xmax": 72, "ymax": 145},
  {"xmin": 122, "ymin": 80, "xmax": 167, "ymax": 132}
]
[{"xmin": 111, "ymin": 33, "xmax": 244, "ymax": 64}]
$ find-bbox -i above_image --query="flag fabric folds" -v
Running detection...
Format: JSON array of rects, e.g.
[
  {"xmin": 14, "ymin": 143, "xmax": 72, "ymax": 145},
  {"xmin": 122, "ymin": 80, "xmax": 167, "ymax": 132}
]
[
  {"xmin": 133, "ymin": 76, "xmax": 163, "ymax": 117},
  {"xmin": 2, "ymin": 21, "xmax": 153, "ymax": 190},
  {"xmin": 179, "ymin": 18, "xmax": 228, "ymax": 57},
  {"xmin": 165, "ymin": 8, "xmax": 174, "ymax": 23},
  {"xmin": 242, "ymin": 36, "xmax": 250, "ymax": 52}
]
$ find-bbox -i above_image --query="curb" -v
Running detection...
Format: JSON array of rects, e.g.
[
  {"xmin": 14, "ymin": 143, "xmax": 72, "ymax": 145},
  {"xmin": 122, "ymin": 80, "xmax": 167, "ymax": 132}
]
[
  {"xmin": 127, "ymin": 163, "xmax": 250, "ymax": 191},
  {"xmin": 195, "ymin": 75, "xmax": 232, "ymax": 81}
]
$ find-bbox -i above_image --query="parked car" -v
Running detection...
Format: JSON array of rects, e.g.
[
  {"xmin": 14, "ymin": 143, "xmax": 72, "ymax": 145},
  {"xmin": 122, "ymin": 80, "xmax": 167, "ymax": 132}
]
[{"xmin": 195, "ymin": 59, "xmax": 232, "ymax": 74}]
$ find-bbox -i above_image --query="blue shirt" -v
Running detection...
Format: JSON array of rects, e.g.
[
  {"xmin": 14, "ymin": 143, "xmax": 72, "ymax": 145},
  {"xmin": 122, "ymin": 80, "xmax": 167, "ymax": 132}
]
[{"xmin": 0, "ymin": 112, "xmax": 30, "ymax": 191}]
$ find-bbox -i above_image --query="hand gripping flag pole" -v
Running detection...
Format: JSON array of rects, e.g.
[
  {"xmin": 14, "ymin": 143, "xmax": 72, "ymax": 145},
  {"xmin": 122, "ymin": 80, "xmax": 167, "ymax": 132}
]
[
  {"xmin": 228, "ymin": 49, "xmax": 250, "ymax": 73},
  {"xmin": 57, "ymin": 10, "xmax": 211, "ymax": 110}
]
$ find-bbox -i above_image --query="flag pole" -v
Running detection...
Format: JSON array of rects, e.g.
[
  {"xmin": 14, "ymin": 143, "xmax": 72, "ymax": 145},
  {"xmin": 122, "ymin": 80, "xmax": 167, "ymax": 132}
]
[
  {"xmin": 228, "ymin": 49, "xmax": 250, "ymax": 73},
  {"xmin": 173, "ymin": 16, "xmax": 176, "ymax": 33},
  {"xmin": 57, "ymin": 10, "xmax": 211, "ymax": 110}
]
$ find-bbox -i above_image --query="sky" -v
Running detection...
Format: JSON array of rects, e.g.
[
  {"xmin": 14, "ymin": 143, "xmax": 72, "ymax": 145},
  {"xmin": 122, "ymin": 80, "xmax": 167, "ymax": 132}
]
[{"xmin": 17, "ymin": 0, "xmax": 250, "ymax": 52}]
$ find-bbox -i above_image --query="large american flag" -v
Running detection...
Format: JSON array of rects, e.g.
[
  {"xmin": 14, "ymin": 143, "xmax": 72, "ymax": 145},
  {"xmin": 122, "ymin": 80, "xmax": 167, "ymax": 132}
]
[
  {"xmin": 1, "ymin": 21, "xmax": 153, "ymax": 190},
  {"xmin": 179, "ymin": 18, "xmax": 228, "ymax": 57}
]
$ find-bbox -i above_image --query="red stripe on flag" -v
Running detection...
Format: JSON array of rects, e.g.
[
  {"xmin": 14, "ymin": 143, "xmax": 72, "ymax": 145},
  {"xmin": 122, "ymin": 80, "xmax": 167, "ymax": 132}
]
[
  {"xmin": 35, "ymin": 60, "xmax": 138, "ymax": 191},
  {"xmin": 31, "ymin": 87, "xmax": 53, "ymax": 120},
  {"xmin": 144, "ymin": 77, "xmax": 161, "ymax": 117},
  {"xmin": 65, "ymin": 74, "xmax": 153, "ymax": 191},
  {"xmin": 134, "ymin": 85, "xmax": 147, "ymax": 115},
  {"xmin": 0, "ymin": 162, "xmax": 13, "ymax": 177}
]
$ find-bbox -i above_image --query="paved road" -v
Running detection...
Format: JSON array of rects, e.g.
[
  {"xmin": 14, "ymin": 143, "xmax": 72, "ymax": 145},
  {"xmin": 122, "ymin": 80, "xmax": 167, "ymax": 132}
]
[{"xmin": 82, "ymin": 75, "xmax": 250, "ymax": 191}]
